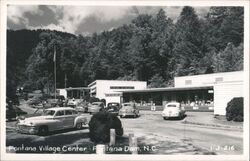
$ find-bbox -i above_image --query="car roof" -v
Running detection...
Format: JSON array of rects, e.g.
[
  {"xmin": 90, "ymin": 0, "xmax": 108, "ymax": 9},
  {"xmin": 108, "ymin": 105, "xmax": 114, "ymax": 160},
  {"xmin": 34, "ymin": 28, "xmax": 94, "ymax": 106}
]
[
  {"xmin": 123, "ymin": 102, "xmax": 133, "ymax": 105},
  {"xmin": 166, "ymin": 102, "xmax": 180, "ymax": 106},
  {"xmin": 92, "ymin": 102, "xmax": 103, "ymax": 104},
  {"xmin": 46, "ymin": 107, "xmax": 75, "ymax": 111},
  {"xmin": 108, "ymin": 102, "xmax": 119, "ymax": 105}
]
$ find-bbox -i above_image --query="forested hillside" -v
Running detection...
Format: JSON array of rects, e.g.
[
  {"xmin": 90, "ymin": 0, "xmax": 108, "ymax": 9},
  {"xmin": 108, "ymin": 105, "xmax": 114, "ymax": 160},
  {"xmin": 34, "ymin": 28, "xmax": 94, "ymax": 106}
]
[{"xmin": 7, "ymin": 6, "xmax": 244, "ymax": 97}]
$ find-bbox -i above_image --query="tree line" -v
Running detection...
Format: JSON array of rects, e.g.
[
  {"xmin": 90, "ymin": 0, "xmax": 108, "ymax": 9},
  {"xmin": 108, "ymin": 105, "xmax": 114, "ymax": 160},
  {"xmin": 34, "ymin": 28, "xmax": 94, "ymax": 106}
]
[{"xmin": 7, "ymin": 6, "xmax": 244, "ymax": 97}]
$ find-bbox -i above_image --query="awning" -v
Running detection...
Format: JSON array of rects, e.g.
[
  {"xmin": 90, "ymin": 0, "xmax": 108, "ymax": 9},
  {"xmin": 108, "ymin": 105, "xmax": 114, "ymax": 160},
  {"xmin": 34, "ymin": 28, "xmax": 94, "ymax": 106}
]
[{"xmin": 120, "ymin": 86, "xmax": 213, "ymax": 93}]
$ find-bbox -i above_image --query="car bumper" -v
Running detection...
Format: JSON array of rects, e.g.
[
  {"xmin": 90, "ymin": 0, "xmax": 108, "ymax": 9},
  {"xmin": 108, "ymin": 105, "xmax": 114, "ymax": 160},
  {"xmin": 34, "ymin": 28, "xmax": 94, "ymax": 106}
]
[
  {"xmin": 162, "ymin": 112, "xmax": 179, "ymax": 117},
  {"xmin": 119, "ymin": 112, "xmax": 136, "ymax": 116},
  {"xmin": 88, "ymin": 109, "xmax": 99, "ymax": 113},
  {"xmin": 16, "ymin": 124, "xmax": 38, "ymax": 134}
]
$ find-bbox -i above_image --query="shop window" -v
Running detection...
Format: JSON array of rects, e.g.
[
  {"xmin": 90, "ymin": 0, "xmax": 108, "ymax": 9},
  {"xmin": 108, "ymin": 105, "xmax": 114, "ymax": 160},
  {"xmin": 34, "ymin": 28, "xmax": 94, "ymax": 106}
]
[
  {"xmin": 185, "ymin": 80, "xmax": 192, "ymax": 85},
  {"xmin": 110, "ymin": 86, "xmax": 135, "ymax": 89},
  {"xmin": 215, "ymin": 77, "xmax": 223, "ymax": 82}
]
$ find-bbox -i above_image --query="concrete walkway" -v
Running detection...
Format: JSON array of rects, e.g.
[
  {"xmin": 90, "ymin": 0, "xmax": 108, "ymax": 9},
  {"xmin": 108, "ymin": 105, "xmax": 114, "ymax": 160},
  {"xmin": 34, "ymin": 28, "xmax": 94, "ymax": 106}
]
[
  {"xmin": 182, "ymin": 112, "xmax": 243, "ymax": 130},
  {"xmin": 140, "ymin": 110, "xmax": 243, "ymax": 130}
]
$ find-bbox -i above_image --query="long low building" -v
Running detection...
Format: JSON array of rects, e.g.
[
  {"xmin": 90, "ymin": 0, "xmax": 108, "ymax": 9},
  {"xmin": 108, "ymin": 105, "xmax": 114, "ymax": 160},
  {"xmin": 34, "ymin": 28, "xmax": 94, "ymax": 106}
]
[{"xmin": 121, "ymin": 71, "xmax": 244, "ymax": 115}]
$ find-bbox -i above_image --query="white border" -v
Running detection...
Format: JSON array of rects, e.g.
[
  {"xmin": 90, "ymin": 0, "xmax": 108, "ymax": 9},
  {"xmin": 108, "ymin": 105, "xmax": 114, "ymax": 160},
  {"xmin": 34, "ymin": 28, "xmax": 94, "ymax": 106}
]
[{"xmin": 0, "ymin": 0, "xmax": 249, "ymax": 161}]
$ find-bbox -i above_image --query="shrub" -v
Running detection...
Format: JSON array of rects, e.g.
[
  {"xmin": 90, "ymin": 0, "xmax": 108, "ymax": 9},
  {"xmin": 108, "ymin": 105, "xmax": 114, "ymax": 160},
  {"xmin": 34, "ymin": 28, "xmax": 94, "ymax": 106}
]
[
  {"xmin": 226, "ymin": 97, "xmax": 243, "ymax": 122},
  {"xmin": 88, "ymin": 111, "xmax": 123, "ymax": 143}
]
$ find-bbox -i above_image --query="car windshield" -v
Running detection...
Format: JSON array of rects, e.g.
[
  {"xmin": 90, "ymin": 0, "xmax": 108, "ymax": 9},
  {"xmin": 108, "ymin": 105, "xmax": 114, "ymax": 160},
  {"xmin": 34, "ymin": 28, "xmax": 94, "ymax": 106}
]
[
  {"xmin": 123, "ymin": 104, "xmax": 132, "ymax": 106},
  {"xmin": 43, "ymin": 110, "xmax": 55, "ymax": 116},
  {"xmin": 92, "ymin": 103, "xmax": 101, "ymax": 105},
  {"xmin": 167, "ymin": 104, "xmax": 177, "ymax": 107},
  {"xmin": 108, "ymin": 103, "xmax": 119, "ymax": 106}
]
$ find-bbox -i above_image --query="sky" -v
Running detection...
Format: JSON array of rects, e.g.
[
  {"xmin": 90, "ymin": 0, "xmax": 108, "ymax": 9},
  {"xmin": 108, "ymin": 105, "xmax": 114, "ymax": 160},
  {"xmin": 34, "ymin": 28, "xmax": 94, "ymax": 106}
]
[{"xmin": 7, "ymin": 5, "xmax": 210, "ymax": 36}]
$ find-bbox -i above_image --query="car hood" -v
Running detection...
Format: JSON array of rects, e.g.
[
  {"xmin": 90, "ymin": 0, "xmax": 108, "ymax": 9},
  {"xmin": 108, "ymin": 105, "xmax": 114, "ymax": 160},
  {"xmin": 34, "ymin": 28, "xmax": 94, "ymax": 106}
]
[
  {"xmin": 120, "ymin": 106, "xmax": 134, "ymax": 111},
  {"xmin": 89, "ymin": 105, "xmax": 101, "ymax": 108},
  {"xmin": 24, "ymin": 115, "xmax": 54, "ymax": 121}
]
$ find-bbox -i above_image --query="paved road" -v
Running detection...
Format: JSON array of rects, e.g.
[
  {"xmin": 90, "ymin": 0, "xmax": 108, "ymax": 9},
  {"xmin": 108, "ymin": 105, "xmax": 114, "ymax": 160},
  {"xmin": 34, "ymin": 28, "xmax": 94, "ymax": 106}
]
[
  {"xmin": 121, "ymin": 113, "xmax": 243, "ymax": 155},
  {"xmin": 5, "ymin": 103, "xmax": 243, "ymax": 155}
]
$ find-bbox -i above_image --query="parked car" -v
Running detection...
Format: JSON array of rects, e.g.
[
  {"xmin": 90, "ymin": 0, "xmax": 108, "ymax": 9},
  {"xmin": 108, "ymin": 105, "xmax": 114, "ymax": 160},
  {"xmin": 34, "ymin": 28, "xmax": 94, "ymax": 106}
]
[
  {"xmin": 6, "ymin": 100, "xmax": 27, "ymax": 121},
  {"xmin": 118, "ymin": 103, "xmax": 139, "ymax": 118},
  {"xmin": 105, "ymin": 102, "xmax": 120, "ymax": 115},
  {"xmin": 162, "ymin": 102, "xmax": 185, "ymax": 120},
  {"xmin": 67, "ymin": 98, "xmax": 80, "ymax": 108},
  {"xmin": 75, "ymin": 101, "xmax": 89, "ymax": 113},
  {"xmin": 43, "ymin": 95, "xmax": 66, "ymax": 108},
  {"xmin": 16, "ymin": 107, "xmax": 88, "ymax": 135},
  {"xmin": 27, "ymin": 96, "xmax": 43, "ymax": 106},
  {"xmin": 88, "ymin": 102, "xmax": 105, "ymax": 114}
]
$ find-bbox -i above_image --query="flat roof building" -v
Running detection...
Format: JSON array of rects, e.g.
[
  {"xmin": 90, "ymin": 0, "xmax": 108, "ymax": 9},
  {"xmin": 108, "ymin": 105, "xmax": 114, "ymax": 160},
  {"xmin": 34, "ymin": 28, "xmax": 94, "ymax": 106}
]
[
  {"xmin": 121, "ymin": 71, "xmax": 243, "ymax": 115},
  {"xmin": 88, "ymin": 80, "xmax": 147, "ymax": 105}
]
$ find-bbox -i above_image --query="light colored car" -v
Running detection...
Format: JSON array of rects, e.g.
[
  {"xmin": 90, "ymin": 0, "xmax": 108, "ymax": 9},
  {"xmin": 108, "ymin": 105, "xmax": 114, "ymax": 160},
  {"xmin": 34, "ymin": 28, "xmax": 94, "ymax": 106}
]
[
  {"xmin": 162, "ymin": 102, "xmax": 185, "ymax": 120},
  {"xmin": 75, "ymin": 101, "xmax": 88, "ymax": 113},
  {"xmin": 67, "ymin": 99, "xmax": 79, "ymax": 108},
  {"xmin": 118, "ymin": 103, "xmax": 139, "ymax": 118},
  {"xmin": 88, "ymin": 102, "xmax": 104, "ymax": 114},
  {"xmin": 16, "ymin": 107, "xmax": 88, "ymax": 135}
]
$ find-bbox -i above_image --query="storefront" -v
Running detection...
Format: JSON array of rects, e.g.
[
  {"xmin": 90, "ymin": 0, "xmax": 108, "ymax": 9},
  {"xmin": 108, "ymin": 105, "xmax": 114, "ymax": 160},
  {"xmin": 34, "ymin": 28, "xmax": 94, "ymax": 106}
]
[{"xmin": 122, "ymin": 86, "xmax": 214, "ymax": 111}]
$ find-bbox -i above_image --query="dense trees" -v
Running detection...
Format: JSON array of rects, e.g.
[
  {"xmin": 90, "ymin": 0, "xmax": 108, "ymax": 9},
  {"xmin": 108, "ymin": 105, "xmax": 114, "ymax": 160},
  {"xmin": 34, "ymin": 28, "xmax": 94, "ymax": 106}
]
[
  {"xmin": 173, "ymin": 6, "xmax": 204, "ymax": 76},
  {"xmin": 7, "ymin": 6, "xmax": 244, "ymax": 95}
]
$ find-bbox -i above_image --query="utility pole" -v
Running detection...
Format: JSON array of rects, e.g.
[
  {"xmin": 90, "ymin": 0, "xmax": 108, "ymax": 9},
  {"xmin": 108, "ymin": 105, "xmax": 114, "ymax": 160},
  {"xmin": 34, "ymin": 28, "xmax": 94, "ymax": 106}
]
[
  {"xmin": 54, "ymin": 46, "xmax": 56, "ymax": 99},
  {"xmin": 64, "ymin": 74, "xmax": 67, "ymax": 89}
]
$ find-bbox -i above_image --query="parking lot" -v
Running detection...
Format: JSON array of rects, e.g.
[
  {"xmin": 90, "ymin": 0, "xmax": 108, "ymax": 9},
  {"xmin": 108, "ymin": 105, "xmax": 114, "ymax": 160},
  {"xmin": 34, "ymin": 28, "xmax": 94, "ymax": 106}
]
[{"xmin": 5, "ymin": 102, "xmax": 243, "ymax": 155}]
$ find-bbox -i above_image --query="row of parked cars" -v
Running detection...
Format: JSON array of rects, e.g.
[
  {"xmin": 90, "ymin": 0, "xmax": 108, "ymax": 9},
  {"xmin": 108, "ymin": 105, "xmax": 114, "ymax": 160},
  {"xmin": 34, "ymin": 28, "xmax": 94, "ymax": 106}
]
[
  {"xmin": 15, "ymin": 102, "xmax": 139, "ymax": 136},
  {"xmin": 15, "ymin": 101, "xmax": 186, "ymax": 136},
  {"xmin": 75, "ymin": 101, "xmax": 140, "ymax": 118},
  {"xmin": 27, "ymin": 94, "xmax": 186, "ymax": 119},
  {"xmin": 14, "ymin": 93, "xmax": 185, "ymax": 136}
]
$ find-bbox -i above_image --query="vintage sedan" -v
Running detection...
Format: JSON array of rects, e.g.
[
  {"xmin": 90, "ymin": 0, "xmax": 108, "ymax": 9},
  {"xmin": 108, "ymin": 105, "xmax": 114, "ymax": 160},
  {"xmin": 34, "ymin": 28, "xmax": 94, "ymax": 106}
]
[
  {"xmin": 43, "ymin": 95, "xmax": 65, "ymax": 108},
  {"xmin": 88, "ymin": 102, "xmax": 104, "ymax": 114},
  {"xmin": 118, "ymin": 103, "xmax": 139, "ymax": 118},
  {"xmin": 75, "ymin": 101, "xmax": 89, "ymax": 113},
  {"xmin": 16, "ymin": 107, "xmax": 88, "ymax": 135},
  {"xmin": 162, "ymin": 102, "xmax": 186, "ymax": 120},
  {"xmin": 105, "ymin": 102, "xmax": 120, "ymax": 115}
]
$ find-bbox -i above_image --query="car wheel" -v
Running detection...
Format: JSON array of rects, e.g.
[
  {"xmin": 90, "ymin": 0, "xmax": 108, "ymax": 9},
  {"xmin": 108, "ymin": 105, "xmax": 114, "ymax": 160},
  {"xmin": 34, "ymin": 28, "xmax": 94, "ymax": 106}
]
[
  {"xmin": 38, "ymin": 126, "xmax": 48, "ymax": 136},
  {"xmin": 120, "ymin": 115, "xmax": 123, "ymax": 118},
  {"xmin": 75, "ymin": 122, "xmax": 83, "ymax": 130},
  {"xmin": 163, "ymin": 117, "xmax": 167, "ymax": 120}
]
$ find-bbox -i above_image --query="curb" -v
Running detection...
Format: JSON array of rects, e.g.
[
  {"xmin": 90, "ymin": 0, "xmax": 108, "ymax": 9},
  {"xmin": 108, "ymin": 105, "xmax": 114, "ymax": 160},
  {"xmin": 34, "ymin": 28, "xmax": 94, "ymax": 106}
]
[{"xmin": 181, "ymin": 120, "xmax": 243, "ymax": 130}]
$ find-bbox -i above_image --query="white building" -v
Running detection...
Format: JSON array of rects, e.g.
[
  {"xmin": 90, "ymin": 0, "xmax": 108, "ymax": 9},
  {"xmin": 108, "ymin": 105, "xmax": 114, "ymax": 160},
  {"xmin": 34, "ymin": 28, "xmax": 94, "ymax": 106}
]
[
  {"xmin": 122, "ymin": 71, "xmax": 244, "ymax": 115},
  {"xmin": 57, "ymin": 87, "xmax": 90, "ymax": 99},
  {"xmin": 88, "ymin": 80, "xmax": 147, "ymax": 104},
  {"xmin": 174, "ymin": 71, "xmax": 243, "ymax": 115}
]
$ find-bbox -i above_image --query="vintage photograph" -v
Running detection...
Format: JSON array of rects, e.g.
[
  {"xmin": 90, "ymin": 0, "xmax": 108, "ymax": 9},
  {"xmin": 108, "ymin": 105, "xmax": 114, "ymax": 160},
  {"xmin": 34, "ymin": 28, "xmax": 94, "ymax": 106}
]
[{"xmin": 1, "ymin": 0, "xmax": 249, "ymax": 160}]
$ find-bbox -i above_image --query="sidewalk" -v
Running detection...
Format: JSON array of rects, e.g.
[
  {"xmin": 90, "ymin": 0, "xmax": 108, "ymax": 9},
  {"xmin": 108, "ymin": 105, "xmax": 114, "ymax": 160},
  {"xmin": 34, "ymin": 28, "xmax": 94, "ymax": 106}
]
[
  {"xmin": 140, "ymin": 110, "xmax": 243, "ymax": 130},
  {"xmin": 183, "ymin": 112, "xmax": 243, "ymax": 130}
]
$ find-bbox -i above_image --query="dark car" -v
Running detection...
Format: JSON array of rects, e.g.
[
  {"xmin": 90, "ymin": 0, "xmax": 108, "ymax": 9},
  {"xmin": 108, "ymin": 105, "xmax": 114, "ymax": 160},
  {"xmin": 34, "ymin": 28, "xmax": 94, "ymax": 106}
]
[
  {"xmin": 43, "ymin": 95, "xmax": 65, "ymax": 108},
  {"xmin": 6, "ymin": 100, "xmax": 27, "ymax": 121},
  {"xmin": 106, "ymin": 102, "xmax": 120, "ymax": 115},
  {"xmin": 27, "ymin": 96, "xmax": 43, "ymax": 106}
]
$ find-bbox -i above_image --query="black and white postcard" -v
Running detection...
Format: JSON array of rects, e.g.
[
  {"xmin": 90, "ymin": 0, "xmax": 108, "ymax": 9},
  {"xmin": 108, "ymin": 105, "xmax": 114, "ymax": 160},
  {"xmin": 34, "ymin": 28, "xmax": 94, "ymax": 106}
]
[{"xmin": 0, "ymin": 0, "xmax": 249, "ymax": 161}]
